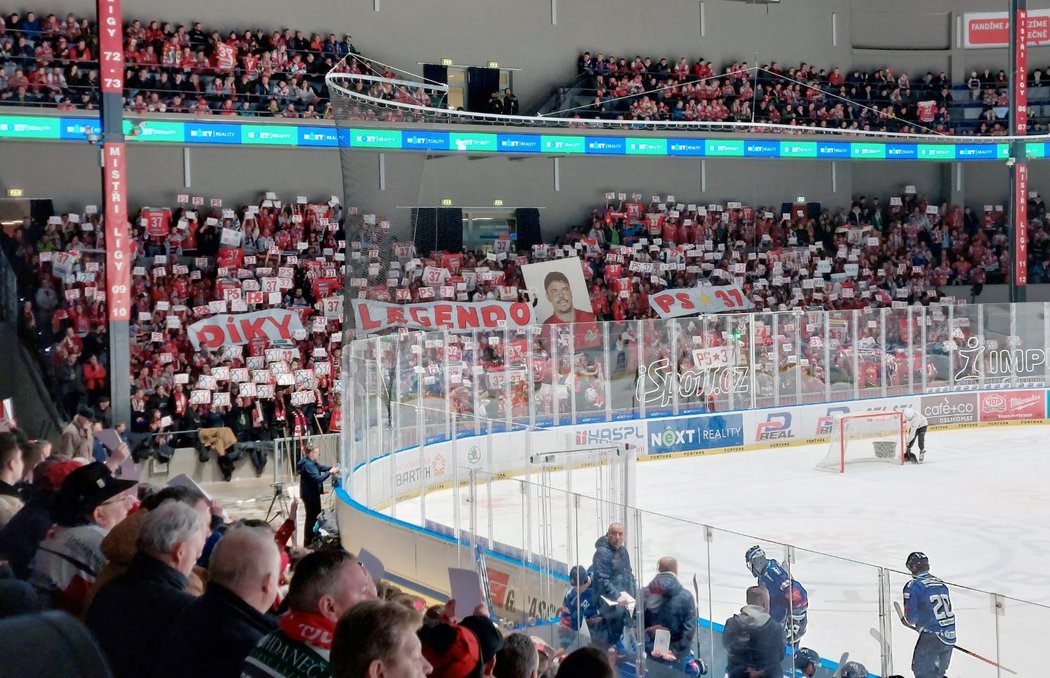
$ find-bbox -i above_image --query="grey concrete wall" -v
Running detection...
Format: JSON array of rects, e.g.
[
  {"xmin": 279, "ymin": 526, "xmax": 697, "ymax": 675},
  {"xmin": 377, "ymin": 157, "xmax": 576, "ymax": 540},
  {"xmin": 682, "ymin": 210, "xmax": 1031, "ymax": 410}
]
[{"xmin": 11, "ymin": 136, "xmax": 1050, "ymax": 242}]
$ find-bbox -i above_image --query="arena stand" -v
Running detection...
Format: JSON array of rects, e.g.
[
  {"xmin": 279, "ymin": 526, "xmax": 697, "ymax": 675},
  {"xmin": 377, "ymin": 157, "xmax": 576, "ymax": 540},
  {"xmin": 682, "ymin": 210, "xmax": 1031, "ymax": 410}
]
[
  {"xmin": 0, "ymin": 8, "xmax": 361, "ymax": 117},
  {"xmin": 546, "ymin": 51, "xmax": 1050, "ymax": 135},
  {"xmin": 5, "ymin": 184, "xmax": 1048, "ymax": 463},
  {"xmin": 6, "ymin": 8, "xmax": 1050, "ymax": 135}
]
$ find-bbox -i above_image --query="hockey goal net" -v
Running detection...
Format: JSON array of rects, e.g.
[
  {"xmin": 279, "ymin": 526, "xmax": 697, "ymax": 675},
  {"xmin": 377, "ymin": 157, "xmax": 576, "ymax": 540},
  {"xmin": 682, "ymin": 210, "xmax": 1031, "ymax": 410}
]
[{"xmin": 816, "ymin": 411, "xmax": 905, "ymax": 473}]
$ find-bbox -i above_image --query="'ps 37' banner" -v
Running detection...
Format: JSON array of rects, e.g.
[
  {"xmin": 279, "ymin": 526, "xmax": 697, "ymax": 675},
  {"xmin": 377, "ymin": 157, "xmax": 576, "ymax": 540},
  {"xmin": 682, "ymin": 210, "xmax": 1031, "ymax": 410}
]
[
  {"xmin": 648, "ymin": 284, "xmax": 753, "ymax": 319},
  {"xmin": 189, "ymin": 309, "xmax": 305, "ymax": 350},
  {"xmin": 353, "ymin": 299, "xmax": 533, "ymax": 334}
]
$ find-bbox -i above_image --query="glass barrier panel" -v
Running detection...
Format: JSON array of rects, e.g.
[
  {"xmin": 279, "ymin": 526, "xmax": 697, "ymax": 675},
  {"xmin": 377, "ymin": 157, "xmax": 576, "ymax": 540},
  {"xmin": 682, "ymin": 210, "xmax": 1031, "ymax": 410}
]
[
  {"xmin": 638, "ymin": 318, "xmax": 672, "ymax": 420},
  {"xmin": 881, "ymin": 305, "xmax": 918, "ymax": 397},
  {"xmin": 798, "ymin": 310, "xmax": 829, "ymax": 405},
  {"xmin": 924, "ymin": 304, "xmax": 952, "ymax": 389},
  {"xmin": 854, "ymin": 307, "xmax": 886, "ymax": 401},
  {"xmin": 1013, "ymin": 301, "xmax": 1049, "ymax": 386},
  {"xmin": 826, "ymin": 310, "xmax": 855, "ymax": 401},
  {"xmin": 752, "ymin": 312, "xmax": 778, "ymax": 408},
  {"xmin": 996, "ymin": 594, "xmax": 1048, "ymax": 677},
  {"xmin": 788, "ymin": 547, "xmax": 882, "ymax": 673}
]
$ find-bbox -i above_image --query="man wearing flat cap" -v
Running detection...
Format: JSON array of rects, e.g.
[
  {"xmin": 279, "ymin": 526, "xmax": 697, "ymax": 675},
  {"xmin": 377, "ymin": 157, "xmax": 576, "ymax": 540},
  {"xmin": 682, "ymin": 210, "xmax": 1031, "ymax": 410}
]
[{"xmin": 58, "ymin": 406, "xmax": 96, "ymax": 459}]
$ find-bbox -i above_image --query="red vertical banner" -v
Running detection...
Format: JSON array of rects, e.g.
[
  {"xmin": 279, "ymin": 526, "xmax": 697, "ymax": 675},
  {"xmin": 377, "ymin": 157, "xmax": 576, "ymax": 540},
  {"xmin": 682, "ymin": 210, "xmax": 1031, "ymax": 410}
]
[
  {"xmin": 1016, "ymin": 7, "xmax": 1028, "ymax": 133},
  {"xmin": 1015, "ymin": 163, "xmax": 1028, "ymax": 286},
  {"xmin": 97, "ymin": 0, "xmax": 124, "ymax": 95},
  {"xmin": 105, "ymin": 143, "xmax": 131, "ymax": 320}
]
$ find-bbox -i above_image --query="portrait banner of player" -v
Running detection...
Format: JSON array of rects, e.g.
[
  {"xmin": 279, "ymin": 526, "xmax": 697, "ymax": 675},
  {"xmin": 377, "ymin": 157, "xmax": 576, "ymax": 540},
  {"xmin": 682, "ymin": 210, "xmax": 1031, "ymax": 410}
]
[{"xmin": 521, "ymin": 257, "xmax": 601, "ymax": 349}]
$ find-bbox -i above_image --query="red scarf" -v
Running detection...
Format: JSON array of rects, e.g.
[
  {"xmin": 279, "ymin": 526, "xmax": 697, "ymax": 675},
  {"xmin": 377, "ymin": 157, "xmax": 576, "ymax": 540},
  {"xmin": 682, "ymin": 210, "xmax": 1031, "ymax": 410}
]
[{"xmin": 278, "ymin": 610, "xmax": 335, "ymax": 651}]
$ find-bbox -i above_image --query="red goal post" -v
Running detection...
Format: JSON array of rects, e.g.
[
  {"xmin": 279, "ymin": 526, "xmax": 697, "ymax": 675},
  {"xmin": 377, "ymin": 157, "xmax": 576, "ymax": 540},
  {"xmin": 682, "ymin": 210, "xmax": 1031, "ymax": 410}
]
[{"xmin": 816, "ymin": 411, "xmax": 906, "ymax": 473}]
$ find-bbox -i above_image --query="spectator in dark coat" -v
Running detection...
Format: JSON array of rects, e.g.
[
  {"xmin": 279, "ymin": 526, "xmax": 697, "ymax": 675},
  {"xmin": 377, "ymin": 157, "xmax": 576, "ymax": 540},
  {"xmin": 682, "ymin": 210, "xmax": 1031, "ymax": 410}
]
[
  {"xmin": 86, "ymin": 501, "xmax": 209, "ymax": 678},
  {"xmin": 642, "ymin": 556, "xmax": 700, "ymax": 674},
  {"xmin": 153, "ymin": 523, "xmax": 281, "ymax": 678},
  {"xmin": 723, "ymin": 586, "xmax": 783, "ymax": 678},
  {"xmin": 590, "ymin": 522, "xmax": 636, "ymax": 649},
  {"xmin": 297, "ymin": 444, "xmax": 339, "ymax": 545}
]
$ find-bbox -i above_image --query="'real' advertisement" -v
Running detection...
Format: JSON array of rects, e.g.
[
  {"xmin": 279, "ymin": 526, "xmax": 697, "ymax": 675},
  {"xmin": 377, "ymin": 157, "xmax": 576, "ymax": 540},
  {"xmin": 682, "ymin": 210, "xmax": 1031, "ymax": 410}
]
[{"xmin": 921, "ymin": 394, "xmax": 979, "ymax": 426}]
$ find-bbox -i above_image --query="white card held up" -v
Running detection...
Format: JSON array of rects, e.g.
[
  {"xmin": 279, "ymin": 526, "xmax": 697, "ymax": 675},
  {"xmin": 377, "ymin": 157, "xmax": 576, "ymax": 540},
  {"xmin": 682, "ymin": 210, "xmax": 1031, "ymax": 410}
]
[{"xmin": 448, "ymin": 568, "xmax": 485, "ymax": 617}]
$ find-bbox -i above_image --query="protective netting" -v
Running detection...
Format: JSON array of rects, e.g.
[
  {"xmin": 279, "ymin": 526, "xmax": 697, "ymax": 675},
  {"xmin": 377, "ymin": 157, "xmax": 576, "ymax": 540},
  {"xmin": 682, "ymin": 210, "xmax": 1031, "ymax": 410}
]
[
  {"xmin": 326, "ymin": 54, "xmax": 1021, "ymax": 142},
  {"xmin": 817, "ymin": 411, "xmax": 905, "ymax": 472}
]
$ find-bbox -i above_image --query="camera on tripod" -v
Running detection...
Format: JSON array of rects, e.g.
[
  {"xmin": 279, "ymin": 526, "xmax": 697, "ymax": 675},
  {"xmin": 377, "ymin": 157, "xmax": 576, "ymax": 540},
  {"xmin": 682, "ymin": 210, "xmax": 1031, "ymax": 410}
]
[{"xmin": 266, "ymin": 482, "xmax": 289, "ymax": 522}]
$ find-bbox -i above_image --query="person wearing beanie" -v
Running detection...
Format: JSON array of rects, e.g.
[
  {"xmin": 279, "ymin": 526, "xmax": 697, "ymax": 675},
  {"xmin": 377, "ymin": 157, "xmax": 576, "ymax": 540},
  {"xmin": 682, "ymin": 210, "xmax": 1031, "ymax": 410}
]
[
  {"xmin": 0, "ymin": 458, "xmax": 84, "ymax": 579},
  {"xmin": 420, "ymin": 620, "xmax": 484, "ymax": 678},
  {"xmin": 558, "ymin": 565, "xmax": 601, "ymax": 650},
  {"xmin": 459, "ymin": 614, "xmax": 504, "ymax": 676}
]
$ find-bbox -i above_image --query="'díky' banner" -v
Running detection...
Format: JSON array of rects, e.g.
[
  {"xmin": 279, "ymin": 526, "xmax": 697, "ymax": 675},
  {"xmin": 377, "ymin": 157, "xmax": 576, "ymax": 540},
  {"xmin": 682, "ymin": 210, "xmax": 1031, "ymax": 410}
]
[{"xmin": 188, "ymin": 309, "xmax": 305, "ymax": 350}]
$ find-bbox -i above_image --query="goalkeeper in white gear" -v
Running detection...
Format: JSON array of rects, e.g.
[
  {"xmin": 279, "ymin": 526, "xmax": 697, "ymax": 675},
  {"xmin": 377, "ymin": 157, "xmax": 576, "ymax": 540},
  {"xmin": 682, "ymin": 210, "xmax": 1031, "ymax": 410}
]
[{"xmin": 901, "ymin": 406, "xmax": 928, "ymax": 463}]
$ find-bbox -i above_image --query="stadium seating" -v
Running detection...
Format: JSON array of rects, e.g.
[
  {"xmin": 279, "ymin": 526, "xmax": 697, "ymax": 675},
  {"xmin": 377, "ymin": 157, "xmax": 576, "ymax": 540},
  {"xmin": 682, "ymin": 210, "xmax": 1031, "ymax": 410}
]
[{"xmin": 3, "ymin": 186, "xmax": 1047, "ymax": 428}]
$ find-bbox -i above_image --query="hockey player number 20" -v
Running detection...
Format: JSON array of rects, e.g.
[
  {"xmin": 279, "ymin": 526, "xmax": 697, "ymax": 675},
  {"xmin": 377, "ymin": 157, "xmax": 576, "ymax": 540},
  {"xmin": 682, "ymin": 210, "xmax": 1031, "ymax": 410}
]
[{"xmin": 930, "ymin": 594, "xmax": 954, "ymax": 622}]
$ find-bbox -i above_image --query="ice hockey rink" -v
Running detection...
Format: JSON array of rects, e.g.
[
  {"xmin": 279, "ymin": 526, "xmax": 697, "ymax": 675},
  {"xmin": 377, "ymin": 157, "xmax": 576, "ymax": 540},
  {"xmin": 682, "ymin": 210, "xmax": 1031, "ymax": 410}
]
[{"xmin": 393, "ymin": 423, "xmax": 1050, "ymax": 676}]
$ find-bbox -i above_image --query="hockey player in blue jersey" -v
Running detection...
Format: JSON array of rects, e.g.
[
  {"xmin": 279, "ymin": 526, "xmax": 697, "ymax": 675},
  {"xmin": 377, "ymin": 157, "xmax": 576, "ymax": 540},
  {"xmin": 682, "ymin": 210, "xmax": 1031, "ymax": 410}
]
[
  {"xmin": 792, "ymin": 648, "xmax": 819, "ymax": 677},
  {"xmin": 903, "ymin": 551, "xmax": 956, "ymax": 678},
  {"xmin": 559, "ymin": 565, "xmax": 603, "ymax": 650},
  {"xmin": 745, "ymin": 546, "xmax": 808, "ymax": 646}
]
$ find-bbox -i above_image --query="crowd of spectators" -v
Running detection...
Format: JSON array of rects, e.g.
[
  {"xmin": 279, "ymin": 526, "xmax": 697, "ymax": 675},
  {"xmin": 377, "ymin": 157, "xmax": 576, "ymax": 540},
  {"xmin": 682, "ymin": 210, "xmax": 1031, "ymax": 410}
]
[
  {"xmin": 4, "ymin": 9, "xmax": 1050, "ymax": 135},
  {"xmin": 0, "ymin": 423, "xmax": 630, "ymax": 678},
  {"xmin": 0, "ymin": 8, "xmax": 361, "ymax": 117},
  {"xmin": 565, "ymin": 51, "xmax": 1050, "ymax": 135},
  {"xmin": 347, "ymin": 187, "xmax": 1050, "ymax": 421},
  {"xmin": 3, "ymin": 183, "xmax": 1049, "ymax": 448},
  {"xmin": 1, "ymin": 191, "xmax": 351, "ymax": 470}
]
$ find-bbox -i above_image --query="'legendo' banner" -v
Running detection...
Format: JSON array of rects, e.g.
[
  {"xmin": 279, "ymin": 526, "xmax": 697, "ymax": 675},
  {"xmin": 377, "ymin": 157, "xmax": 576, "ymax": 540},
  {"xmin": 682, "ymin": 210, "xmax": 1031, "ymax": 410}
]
[
  {"xmin": 189, "ymin": 309, "xmax": 305, "ymax": 350},
  {"xmin": 353, "ymin": 299, "xmax": 533, "ymax": 334}
]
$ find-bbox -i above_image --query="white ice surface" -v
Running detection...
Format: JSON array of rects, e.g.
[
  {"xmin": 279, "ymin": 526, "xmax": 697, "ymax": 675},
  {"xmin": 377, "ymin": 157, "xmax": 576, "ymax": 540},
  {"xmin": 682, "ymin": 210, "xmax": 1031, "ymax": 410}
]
[{"xmin": 392, "ymin": 424, "xmax": 1050, "ymax": 676}]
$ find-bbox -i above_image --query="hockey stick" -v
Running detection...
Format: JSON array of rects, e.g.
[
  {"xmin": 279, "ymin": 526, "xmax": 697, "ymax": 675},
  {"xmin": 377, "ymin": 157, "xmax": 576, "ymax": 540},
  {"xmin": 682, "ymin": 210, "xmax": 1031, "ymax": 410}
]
[
  {"xmin": 691, "ymin": 574, "xmax": 701, "ymax": 662},
  {"xmin": 826, "ymin": 651, "xmax": 848, "ymax": 678},
  {"xmin": 474, "ymin": 544, "xmax": 497, "ymax": 622},
  {"xmin": 690, "ymin": 573, "xmax": 708, "ymax": 674},
  {"xmin": 893, "ymin": 601, "xmax": 1017, "ymax": 674}
]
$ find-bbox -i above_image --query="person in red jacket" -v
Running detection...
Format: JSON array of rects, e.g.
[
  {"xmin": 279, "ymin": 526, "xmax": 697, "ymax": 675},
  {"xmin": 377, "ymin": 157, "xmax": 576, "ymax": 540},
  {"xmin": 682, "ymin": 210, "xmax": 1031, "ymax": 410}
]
[{"xmin": 82, "ymin": 354, "xmax": 107, "ymax": 404}]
